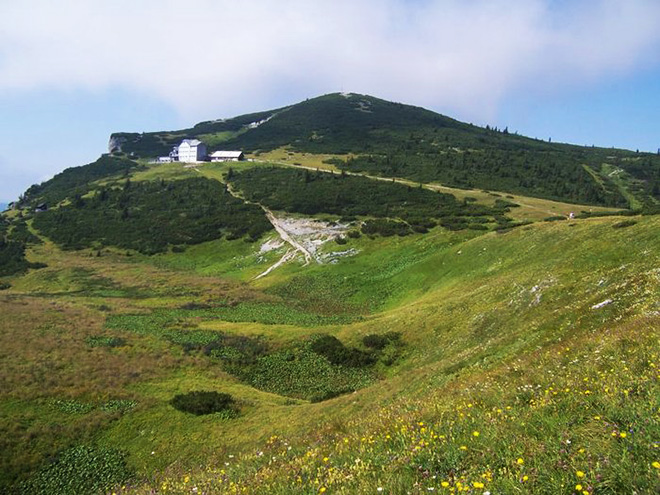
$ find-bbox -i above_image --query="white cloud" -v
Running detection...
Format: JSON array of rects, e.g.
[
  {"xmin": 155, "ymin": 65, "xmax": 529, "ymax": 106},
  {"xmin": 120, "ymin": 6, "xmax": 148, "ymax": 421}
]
[{"xmin": 1, "ymin": 0, "xmax": 659, "ymax": 123}]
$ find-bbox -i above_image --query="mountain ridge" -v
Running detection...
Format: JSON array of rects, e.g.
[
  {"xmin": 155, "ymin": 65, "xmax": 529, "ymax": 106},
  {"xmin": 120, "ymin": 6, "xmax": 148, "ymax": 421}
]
[
  {"xmin": 107, "ymin": 92, "xmax": 660, "ymax": 209},
  {"xmin": 0, "ymin": 93, "xmax": 659, "ymax": 494}
]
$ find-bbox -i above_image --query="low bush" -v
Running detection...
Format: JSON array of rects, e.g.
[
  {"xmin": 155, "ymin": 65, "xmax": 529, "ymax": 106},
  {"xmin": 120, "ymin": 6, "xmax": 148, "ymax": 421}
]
[
  {"xmin": 170, "ymin": 391, "xmax": 238, "ymax": 417},
  {"xmin": 85, "ymin": 335, "xmax": 126, "ymax": 348},
  {"xmin": 612, "ymin": 220, "xmax": 637, "ymax": 229},
  {"xmin": 203, "ymin": 334, "xmax": 268, "ymax": 365},
  {"xmin": 310, "ymin": 335, "xmax": 375, "ymax": 367},
  {"xmin": 362, "ymin": 332, "xmax": 401, "ymax": 350},
  {"xmin": 361, "ymin": 218, "xmax": 411, "ymax": 237},
  {"xmin": 439, "ymin": 217, "xmax": 469, "ymax": 231}
]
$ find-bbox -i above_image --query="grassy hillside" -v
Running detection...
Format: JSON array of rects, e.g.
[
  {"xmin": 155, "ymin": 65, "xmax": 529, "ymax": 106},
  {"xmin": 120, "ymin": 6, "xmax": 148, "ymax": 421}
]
[
  {"xmin": 0, "ymin": 198, "xmax": 657, "ymax": 493},
  {"xmin": 0, "ymin": 98, "xmax": 659, "ymax": 494},
  {"xmin": 125, "ymin": 214, "xmax": 660, "ymax": 494}
]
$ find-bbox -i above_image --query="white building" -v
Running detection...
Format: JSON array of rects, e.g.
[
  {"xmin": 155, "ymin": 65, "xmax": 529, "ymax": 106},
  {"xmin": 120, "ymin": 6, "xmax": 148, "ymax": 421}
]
[
  {"xmin": 177, "ymin": 139, "xmax": 207, "ymax": 163},
  {"xmin": 209, "ymin": 150, "xmax": 245, "ymax": 162}
]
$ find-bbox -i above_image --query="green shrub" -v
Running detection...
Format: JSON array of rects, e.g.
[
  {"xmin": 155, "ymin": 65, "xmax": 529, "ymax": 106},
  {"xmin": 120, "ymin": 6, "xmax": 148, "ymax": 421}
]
[
  {"xmin": 170, "ymin": 391, "xmax": 238, "ymax": 417},
  {"xmin": 85, "ymin": 335, "xmax": 126, "ymax": 348},
  {"xmin": 612, "ymin": 220, "xmax": 637, "ymax": 229},
  {"xmin": 310, "ymin": 335, "xmax": 374, "ymax": 367},
  {"xmin": 544, "ymin": 215, "xmax": 567, "ymax": 221},
  {"xmin": 203, "ymin": 335, "xmax": 267, "ymax": 364},
  {"xmin": 439, "ymin": 217, "xmax": 469, "ymax": 231},
  {"xmin": 362, "ymin": 332, "xmax": 400, "ymax": 350},
  {"xmin": 361, "ymin": 219, "xmax": 411, "ymax": 237},
  {"xmin": 362, "ymin": 332, "xmax": 403, "ymax": 365}
]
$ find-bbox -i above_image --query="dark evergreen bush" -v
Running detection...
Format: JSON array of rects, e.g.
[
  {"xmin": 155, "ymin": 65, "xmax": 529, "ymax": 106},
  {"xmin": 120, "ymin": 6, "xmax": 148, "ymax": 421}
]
[
  {"xmin": 361, "ymin": 219, "xmax": 411, "ymax": 237},
  {"xmin": 170, "ymin": 391, "xmax": 237, "ymax": 416},
  {"xmin": 362, "ymin": 332, "xmax": 400, "ymax": 350},
  {"xmin": 310, "ymin": 335, "xmax": 374, "ymax": 367}
]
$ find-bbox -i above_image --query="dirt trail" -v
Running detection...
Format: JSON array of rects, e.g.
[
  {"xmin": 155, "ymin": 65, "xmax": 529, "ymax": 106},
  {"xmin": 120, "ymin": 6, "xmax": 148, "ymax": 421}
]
[
  {"xmin": 254, "ymin": 248, "xmax": 296, "ymax": 280},
  {"xmin": 263, "ymin": 209, "xmax": 314, "ymax": 266}
]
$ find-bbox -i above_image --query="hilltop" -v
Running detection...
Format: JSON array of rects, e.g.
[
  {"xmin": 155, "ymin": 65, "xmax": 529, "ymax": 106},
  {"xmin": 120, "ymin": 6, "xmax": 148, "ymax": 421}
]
[
  {"xmin": 0, "ymin": 93, "xmax": 658, "ymax": 494},
  {"xmin": 109, "ymin": 93, "xmax": 660, "ymax": 209}
]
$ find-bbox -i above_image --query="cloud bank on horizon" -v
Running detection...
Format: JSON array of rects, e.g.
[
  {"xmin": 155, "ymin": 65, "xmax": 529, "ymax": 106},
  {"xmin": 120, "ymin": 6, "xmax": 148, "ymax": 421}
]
[{"xmin": 2, "ymin": 0, "xmax": 659, "ymax": 122}]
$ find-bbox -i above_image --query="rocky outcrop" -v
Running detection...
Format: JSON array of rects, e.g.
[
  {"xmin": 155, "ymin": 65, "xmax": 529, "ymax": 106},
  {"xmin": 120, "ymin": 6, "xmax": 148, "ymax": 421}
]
[{"xmin": 108, "ymin": 134, "xmax": 128, "ymax": 154}]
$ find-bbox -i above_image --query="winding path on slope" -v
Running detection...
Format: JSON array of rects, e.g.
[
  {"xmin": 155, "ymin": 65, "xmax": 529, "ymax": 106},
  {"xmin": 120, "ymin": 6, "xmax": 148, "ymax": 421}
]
[
  {"xmin": 196, "ymin": 169, "xmax": 315, "ymax": 278},
  {"xmin": 262, "ymin": 209, "xmax": 314, "ymax": 266}
]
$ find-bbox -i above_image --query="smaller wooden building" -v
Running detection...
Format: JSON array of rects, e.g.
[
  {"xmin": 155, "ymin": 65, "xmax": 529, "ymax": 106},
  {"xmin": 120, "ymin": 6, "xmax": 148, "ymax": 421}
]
[{"xmin": 209, "ymin": 151, "xmax": 245, "ymax": 162}]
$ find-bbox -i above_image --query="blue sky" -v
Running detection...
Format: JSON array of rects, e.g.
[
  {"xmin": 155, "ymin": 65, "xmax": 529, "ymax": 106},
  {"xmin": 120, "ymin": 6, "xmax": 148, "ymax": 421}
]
[{"xmin": 1, "ymin": 0, "xmax": 660, "ymax": 203}]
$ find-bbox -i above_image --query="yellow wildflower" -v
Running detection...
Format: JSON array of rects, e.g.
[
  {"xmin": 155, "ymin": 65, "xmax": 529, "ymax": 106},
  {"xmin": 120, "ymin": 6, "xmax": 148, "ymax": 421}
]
[
  {"xmin": 576, "ymin": 484, "xmax": 582, "ymax": 491},
  {"xmin": 652, "ymin": 461, "xmax": 660, "ymax": 469},
  {"xmin": 576, "ymin": 471, "xmax": 585, "ymax": 478},
  {"xmin": 472, "ymin": 431, "xmax": 480, "ymax": 437},
  {"xmin": 516, "ymin": 458, "xmax": 524, "ymax": 465}
]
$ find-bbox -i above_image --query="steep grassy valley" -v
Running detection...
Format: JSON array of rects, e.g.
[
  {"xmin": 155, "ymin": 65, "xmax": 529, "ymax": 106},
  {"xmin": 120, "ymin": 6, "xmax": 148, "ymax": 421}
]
[{"xmin": 0, "ymin": 94, "xmax": 658, "ymax": 494}]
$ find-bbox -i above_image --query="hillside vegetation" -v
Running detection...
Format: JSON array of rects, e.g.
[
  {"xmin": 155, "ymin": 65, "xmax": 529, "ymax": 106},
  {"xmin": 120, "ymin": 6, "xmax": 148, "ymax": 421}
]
[
  {"xmin": 229, "ymin": 166, "xmax": 516, "ymax": 233},
  {"xmin": 32, "ymin": 177, "xmax": 271, "ymax": 254},
  {"xmin": 0, "ymin": 93, "xmax": 659, "ymax": 495},
  {"xmin": 111, "ymin": 93, "xmax": 660, "ymax": 208},
  {"xmin": 23, "ymin": 155, "xmax": 143, "ymax": 206},
  {"xmin": 1, "ymin": 205, "xmax": 657, "ymax": 494}
]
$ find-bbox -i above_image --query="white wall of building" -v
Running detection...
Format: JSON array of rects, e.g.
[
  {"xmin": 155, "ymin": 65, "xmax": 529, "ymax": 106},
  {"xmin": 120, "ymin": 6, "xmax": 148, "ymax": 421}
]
[{"xmin": 177, "ymin": 141, "xmax": 207, "ymax": 162}]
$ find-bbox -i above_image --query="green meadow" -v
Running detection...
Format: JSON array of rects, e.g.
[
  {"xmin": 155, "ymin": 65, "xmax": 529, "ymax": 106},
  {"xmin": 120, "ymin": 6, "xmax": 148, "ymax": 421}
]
[
  {"xmin": 1, "ymin": 190, "xmax": 658, "ymax": 493},
  {"xmin": 1, "ymin": 105, "xmax": 659, "ymax": 495}
]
